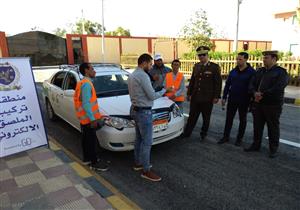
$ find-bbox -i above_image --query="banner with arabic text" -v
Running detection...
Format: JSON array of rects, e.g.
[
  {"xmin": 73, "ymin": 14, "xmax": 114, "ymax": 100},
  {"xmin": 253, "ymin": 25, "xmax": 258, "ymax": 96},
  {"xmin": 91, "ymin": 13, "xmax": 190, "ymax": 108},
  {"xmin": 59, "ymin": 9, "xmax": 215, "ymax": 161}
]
[{"xmin": 0, "ymin": 58, "xmax": 48, "ymax": 157}]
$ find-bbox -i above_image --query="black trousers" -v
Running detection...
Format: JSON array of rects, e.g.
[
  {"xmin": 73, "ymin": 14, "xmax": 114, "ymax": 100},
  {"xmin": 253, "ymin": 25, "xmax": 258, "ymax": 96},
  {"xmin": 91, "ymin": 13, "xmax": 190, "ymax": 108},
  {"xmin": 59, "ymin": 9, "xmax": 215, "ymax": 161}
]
[
  {"xmin": 223, "ymin": 101, "xmax": 249, "ymax": 140},
  {"xmin": 184, "ymin": 100, "xmax": 213, "ymax": 136},
  {"xmin": 252, "ymin": 103, "xmax": 282, "ymax": 152},
  {"xmin": 81, "ymin": 124, "xmax": 100, "ymax": 163}
]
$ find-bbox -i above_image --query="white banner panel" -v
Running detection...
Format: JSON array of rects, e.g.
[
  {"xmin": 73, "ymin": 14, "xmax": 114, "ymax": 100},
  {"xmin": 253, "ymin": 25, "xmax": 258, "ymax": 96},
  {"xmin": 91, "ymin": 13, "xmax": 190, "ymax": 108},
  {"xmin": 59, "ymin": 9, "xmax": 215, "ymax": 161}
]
[{"xmin": 0, "ymin": 58, "xmax": 48, "ymax": 157}]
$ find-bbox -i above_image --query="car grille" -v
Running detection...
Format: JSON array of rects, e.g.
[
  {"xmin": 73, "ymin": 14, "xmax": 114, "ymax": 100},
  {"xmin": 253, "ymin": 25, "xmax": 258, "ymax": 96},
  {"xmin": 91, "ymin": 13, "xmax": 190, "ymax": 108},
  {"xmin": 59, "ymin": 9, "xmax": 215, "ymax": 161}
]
[{"xmin": 152, "ymin": 110, "xmax": 171, "ymax": 122}]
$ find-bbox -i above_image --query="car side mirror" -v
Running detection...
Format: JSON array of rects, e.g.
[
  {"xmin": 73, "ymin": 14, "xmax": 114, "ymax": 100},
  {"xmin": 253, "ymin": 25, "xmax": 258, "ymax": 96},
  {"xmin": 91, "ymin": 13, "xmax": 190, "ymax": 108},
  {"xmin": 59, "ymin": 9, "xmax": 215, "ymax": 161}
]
[{"xmin": 64, "ymin": 89, "xmax": 75, "ymax": 97}]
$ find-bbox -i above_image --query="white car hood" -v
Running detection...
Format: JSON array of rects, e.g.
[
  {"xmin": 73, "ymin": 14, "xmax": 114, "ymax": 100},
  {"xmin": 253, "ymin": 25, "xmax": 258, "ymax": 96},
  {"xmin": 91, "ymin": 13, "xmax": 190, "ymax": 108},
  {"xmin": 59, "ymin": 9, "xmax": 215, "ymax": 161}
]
[{"xmin": 98, "ymin": 95, "xmax": 174, "ymax": 116}]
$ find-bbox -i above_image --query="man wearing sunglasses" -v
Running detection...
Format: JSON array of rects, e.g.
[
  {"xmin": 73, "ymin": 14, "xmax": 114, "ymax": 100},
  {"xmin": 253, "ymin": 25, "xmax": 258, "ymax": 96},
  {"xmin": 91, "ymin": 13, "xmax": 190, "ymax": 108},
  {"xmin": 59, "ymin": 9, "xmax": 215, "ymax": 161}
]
[{"xmin": 183, "ymin": 46, "xmax": 222, "ymax": 140}]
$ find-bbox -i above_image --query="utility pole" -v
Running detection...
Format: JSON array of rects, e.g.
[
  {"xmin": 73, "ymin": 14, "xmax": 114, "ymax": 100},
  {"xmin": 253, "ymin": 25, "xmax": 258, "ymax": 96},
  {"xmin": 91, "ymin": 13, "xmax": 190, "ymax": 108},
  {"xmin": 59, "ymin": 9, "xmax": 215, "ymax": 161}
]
[
  {"xmin": 234, "ymin": 0, "xmax": 242, "ymax": 52},
  {"xmin": 81, "ymin": 9, "xmax": 85, "ymax": 34},
  {"xmin": 101, "ymin": 0, "xmax": 105, "ymax": 62}
]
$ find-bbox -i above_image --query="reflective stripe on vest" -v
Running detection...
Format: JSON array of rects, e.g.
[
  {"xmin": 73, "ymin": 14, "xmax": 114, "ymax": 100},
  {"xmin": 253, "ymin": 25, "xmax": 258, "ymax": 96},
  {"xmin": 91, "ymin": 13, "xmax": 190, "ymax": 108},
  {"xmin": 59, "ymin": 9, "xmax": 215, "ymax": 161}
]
[
  {"xmin": 165, "ymin": 72, "xmax": 184, "ymax": 102},
  {"xmin": 73, "ymin": 78, "xmax": 102, "ymax": 125}
]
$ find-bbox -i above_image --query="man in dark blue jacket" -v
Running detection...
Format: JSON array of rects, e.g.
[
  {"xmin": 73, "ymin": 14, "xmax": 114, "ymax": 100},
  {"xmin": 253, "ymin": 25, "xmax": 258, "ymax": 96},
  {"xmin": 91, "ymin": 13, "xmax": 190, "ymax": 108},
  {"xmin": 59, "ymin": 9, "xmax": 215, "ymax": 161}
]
[
  {"xmin": 244, "ymin": 50, "xmax": 288, "ymax": 158},
  {"xmin": 218, "ymin": 52, "xmax": 255, "ymax": 146}
]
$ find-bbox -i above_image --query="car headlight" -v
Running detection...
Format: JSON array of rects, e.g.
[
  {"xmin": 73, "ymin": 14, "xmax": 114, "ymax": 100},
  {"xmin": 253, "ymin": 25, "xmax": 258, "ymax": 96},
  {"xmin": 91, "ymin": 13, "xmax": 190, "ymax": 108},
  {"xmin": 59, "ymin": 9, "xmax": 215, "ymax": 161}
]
[
  {"xmin": 172, "ymin": 104, "xmax": 182, "ymax": 118},
  {"xmin": 104, "ymin": 117, "xmax": 135, "ymax": 130}
]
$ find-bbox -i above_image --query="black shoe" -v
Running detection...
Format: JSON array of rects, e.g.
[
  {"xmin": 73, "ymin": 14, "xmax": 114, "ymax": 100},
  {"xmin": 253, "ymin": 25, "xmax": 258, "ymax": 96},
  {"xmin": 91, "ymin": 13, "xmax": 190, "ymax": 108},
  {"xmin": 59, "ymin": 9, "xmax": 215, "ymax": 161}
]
[
  {"xmin": 90, "ymin": 161, "xmax": 108, "ymax": 172},
  {"xmin": 200, "ymin": 132, "xmax": 207, "ymax": 140},
  {"xmin": 244, "ymin": 145, "xmax": 260, "ymax": 152},
  {"xmin": 269, "ymin": 151, "xmax": 278, "ymax": 158},
  {"xmin": 234, "ymin": 139, "xmax": 242, "ymax": 147},
  {"xmin": 180, "ymin": 133, "xmax": 190, "ymax": 139},
  {"xmin": 217, "ymin": 137, "xmax": 229, "ymax": 144}
]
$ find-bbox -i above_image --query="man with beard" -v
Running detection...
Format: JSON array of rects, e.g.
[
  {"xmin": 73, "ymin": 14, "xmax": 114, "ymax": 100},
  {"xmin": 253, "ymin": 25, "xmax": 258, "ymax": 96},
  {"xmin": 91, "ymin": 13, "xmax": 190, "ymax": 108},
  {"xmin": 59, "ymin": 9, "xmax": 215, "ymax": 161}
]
[
  {"xmin": 149, "ymin": 53, "xmax": 171, "ymax": 90},
  {"xmin": 128, "ymin": 53, "xmax": 173, "ymax": 181}
]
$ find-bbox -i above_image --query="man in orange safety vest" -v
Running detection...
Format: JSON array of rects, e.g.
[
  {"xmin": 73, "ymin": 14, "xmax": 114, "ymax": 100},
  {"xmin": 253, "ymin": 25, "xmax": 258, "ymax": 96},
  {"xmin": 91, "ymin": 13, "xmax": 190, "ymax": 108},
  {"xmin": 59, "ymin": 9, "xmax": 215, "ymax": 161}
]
[
  {"xmin": 74, "ymin": 63, "xmax": 108, "ymax": 171},
  {"xmin": 164, "ymin": 59, "xmax": 185, "ymax": 113}
]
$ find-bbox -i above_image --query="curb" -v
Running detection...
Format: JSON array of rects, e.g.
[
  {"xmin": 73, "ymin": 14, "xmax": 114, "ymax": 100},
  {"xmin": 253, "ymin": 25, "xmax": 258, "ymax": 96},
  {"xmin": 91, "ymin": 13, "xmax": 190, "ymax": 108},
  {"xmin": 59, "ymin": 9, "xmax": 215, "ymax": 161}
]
[
  {"xmin": 284, "ymin": 97, "xmax": 300, "ymax": 106},
  {"xmin": 48, "ymin": 136, "xmax": 141, "ymax": 210}
]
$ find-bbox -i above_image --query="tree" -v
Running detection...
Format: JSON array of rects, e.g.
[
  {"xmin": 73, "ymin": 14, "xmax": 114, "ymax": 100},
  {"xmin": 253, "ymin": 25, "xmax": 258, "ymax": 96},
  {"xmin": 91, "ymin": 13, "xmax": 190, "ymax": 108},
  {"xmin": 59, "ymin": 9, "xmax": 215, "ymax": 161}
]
[
  {"xmin": 53, "ymin": 27, "xmax": 67, "ymax": 38},
  {"xmin": 72, "ymin": 19, "xmax": 105, "ymax": 35},
  {"xmin": 105, "ymin": 27, "xmax": 131, "ymax": 36},
  {"xmin": 180, "ymin": 9, "xmax": 214, "ymax": 50}
]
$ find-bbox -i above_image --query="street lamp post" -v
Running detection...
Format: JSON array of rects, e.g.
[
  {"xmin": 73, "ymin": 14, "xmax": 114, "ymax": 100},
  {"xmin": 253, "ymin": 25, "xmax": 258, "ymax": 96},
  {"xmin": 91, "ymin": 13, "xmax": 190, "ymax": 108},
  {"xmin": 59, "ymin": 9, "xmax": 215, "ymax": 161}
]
[
  {"xmin": 101, "ymin": 0, "xmax": 105, "ymax": 62},
  {"xmin": 234, "ymin": 0, "xmax": 242, "ymax": 52}
]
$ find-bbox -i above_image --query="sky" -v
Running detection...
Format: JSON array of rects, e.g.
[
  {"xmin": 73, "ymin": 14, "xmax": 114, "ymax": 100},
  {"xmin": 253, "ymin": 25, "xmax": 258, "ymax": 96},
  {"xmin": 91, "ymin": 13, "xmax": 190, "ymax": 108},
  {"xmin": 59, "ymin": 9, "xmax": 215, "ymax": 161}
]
[{"xmin": 0, "ymin": 0, "xmax": 298, "ymax": 40}]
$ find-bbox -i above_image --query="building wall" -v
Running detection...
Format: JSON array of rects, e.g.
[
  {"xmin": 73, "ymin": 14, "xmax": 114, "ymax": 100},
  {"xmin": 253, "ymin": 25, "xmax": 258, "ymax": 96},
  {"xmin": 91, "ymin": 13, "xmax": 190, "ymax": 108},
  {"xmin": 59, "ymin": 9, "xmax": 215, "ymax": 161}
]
[
  {"xmin": 248, "ymin": 42, "xmax": 257, "ymax": 51},
  {"xmin": 87, "ymin": 37, "xmax": 120, "ymax": 63},
  {"xmin": 0, "ymin": 31, "xmax": 9, "ymax": 57},
  {"xmin": 272, "ymin": 15, "xmax": 300, "ymax": 56},
  {"xmin": 152, "ymin": 40, "xmax": 174, "ymax": 62},
  {"xmin": 177, "ymin": 39, "xmax": 192, "ymax": 59},
  {"xmin": 214, "ymin": 40, "xmax": 230, "ymax": 52},
  {"xmin": 122, "ymin": 38, "xmax": 148, "ymax": 55}
]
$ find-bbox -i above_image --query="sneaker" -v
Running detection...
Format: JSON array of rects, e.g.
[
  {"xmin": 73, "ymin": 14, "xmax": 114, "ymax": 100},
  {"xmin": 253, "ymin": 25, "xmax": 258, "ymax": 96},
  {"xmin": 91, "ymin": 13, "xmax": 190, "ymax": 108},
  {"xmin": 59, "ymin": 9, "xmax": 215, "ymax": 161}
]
[
  {"xmin": 133, "ymin": 164, "xmax": 152, "ymax": 171},
  {"xmin": 217, "ymin": 137, "xmax": 229, "ymax": 144},
  {"xmin": 141, "ymin": 171, "xmax": 162, "ymax": 182},
  {"xmin": 90, "ymin": 161, "xmax": 108, "ymax": 172}
]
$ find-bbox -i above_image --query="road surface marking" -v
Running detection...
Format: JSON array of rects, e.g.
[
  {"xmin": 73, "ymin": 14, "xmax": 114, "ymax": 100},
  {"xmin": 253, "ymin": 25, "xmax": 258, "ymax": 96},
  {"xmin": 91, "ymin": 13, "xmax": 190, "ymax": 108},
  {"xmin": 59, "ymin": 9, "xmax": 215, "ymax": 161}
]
[
  {"xmin": 284, "ymin": 104, "xmax": 300, "ymax": 108},
  {"xmin": 265, "ymin": 137, "xmax": 300, "ymax": 148},
  {"xmin": 183, "ymin": 113, "xmax": 300, "ymax": 149}
]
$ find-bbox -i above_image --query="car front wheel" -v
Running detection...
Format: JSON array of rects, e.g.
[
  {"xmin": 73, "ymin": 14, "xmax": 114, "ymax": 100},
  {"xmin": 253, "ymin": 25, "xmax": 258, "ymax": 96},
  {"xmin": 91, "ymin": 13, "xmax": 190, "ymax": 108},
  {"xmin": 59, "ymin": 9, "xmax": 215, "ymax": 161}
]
[{"xmin": 46, "ymin": 99, "xmax": 57, "ymax": 121}]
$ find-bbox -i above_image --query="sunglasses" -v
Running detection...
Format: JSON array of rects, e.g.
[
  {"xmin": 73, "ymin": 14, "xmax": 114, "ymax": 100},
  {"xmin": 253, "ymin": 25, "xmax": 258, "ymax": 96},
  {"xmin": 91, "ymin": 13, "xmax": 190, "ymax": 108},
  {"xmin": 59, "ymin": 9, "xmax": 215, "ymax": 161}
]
[{"xmin": 198, "ymin": 54, "xmax": 207, "ymax": 57}]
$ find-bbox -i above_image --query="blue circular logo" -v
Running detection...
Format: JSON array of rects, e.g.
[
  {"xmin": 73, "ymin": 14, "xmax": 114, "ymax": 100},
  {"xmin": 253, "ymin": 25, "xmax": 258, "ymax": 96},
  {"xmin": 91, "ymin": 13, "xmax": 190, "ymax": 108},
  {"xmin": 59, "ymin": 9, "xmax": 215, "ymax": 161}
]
[{"xmin": 0, "ymin": 66, "xmax": 16, "ymax": 85}]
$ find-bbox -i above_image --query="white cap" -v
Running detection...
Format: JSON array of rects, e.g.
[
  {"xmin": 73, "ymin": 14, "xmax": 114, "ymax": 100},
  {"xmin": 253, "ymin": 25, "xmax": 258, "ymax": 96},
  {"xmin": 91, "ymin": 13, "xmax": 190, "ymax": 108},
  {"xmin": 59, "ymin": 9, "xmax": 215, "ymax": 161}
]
[{"xmin": 154, "ymin": 53, "xmax": 163, "ymax": 61}]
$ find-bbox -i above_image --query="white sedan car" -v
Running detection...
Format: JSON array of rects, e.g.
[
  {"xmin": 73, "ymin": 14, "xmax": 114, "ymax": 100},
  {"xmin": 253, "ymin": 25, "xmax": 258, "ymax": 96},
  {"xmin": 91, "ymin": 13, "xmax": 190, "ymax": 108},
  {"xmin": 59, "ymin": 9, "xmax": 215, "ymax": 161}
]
[{"xmin": 42, "ymin": 64, "xmax": 184, "ymax": 151}]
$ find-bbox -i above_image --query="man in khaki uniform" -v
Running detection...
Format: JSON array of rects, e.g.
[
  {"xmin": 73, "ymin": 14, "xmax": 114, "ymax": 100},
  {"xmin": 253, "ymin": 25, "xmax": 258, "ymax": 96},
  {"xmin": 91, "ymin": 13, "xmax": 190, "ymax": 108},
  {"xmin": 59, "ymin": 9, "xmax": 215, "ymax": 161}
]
[{"xmin": 183, "ymin": 46, "xmax": 222, "ymax": 139}]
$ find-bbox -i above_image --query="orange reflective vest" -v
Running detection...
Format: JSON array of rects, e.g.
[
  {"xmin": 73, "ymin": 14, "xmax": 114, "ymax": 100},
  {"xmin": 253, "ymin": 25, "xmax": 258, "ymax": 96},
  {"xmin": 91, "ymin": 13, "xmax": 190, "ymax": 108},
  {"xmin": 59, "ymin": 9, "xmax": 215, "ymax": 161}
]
[
  {"xmin": 73, "ymin": 78, "xmax": 102, "ymax": 125},
  {"xmin": 165, "ymin": 72, "xmax": 184, "ymax": 102}
]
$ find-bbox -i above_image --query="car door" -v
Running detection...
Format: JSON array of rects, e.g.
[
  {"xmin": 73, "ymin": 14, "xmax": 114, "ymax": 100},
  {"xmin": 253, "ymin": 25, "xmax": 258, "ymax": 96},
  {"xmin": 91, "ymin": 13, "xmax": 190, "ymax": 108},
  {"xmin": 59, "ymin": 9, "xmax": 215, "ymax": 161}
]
[
  {"xmin": 49, "ymin": 71, "xmax": 66, "ymax": 117},
  {"xmin": 61, "ymin": 72, "xmax": 80, "ymax": 130}
]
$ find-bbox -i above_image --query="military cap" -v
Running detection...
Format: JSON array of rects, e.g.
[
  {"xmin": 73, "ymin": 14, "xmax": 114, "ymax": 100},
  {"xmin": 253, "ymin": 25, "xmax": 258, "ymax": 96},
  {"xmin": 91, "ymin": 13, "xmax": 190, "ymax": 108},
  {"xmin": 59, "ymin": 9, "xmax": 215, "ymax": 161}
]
[
  {"xmin": 196, "ymin": 46, "xmax": 210, "ymax": 55},
  {"xmin": 262, "ymin": 50, "xmax": 278, "ymax": 56}
]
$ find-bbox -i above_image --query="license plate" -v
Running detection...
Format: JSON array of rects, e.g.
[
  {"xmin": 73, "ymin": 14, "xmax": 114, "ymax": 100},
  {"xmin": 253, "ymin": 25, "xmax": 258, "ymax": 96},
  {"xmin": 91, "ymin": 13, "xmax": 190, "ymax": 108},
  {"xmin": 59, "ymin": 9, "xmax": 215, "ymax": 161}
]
[{"xmin": 153, "ymin": 119, "xmax": 168, "ymax": 133}]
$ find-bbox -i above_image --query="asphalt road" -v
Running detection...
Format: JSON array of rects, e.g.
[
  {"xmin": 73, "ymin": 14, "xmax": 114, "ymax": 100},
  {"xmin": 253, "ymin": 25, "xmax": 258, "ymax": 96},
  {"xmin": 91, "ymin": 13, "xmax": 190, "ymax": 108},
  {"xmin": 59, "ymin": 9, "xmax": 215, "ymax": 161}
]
[{"xmin": 36, "ymin": 84, "xmax": 300, "ymax": 210}]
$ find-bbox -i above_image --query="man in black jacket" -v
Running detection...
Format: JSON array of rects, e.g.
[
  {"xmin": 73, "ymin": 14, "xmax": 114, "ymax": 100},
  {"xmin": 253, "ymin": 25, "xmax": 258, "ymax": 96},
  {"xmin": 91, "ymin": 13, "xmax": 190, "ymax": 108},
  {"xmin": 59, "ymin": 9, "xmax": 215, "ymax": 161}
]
[{"xmin": 244, "ymin": 50, "xmax": 289, "ymax": 158}]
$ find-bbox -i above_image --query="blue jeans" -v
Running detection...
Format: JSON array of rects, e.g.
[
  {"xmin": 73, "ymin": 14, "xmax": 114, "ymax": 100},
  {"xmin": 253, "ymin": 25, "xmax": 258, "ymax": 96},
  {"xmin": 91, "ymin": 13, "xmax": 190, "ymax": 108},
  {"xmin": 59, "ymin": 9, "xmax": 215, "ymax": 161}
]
[{"xmin": 130, "ymin": 107, "xmax": 153, "ymax": 171}]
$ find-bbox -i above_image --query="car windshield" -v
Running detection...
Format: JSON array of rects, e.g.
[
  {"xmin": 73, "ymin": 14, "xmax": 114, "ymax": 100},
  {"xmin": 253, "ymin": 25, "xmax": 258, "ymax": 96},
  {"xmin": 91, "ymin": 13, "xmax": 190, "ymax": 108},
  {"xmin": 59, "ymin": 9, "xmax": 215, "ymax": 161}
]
[{"xmin": 93, "ymin": 73, "xmax": 129, "ymax": 97}]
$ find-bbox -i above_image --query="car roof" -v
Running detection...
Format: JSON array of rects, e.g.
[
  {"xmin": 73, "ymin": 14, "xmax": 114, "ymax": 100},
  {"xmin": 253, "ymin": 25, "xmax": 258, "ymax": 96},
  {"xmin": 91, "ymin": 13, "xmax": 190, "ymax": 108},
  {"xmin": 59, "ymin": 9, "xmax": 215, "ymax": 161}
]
[{"xmin": 59, "ymin": 63, "xmax": 128, "ymax": 75}]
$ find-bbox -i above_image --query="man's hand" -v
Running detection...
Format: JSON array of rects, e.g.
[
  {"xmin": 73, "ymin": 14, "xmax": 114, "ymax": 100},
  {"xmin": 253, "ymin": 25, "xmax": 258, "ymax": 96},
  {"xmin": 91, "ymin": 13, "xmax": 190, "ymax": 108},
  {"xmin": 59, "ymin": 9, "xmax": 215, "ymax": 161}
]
[
  {"xmin": 213, "ymin": 98, "xmax": 219, "ymax": 104},
  {"xmin": 90, "ymin": 120, "xmax": 98, "ymax": 128},
  {"xmin": 168, "ymin": 95, "xmax": 176, "ymax": 101},
  {"xmin": 221, "ymin": 99, "xmax": 226, "ymax": 106},
  {"xmin": 153, "ymin": 74, "xmax": 159, "ymax": 81},
  {"xmin": 254, "ymin": 92, "xmax": 263, "ymax": 102},
  {"xmin": 166, "ymin": 87, "xmax": 174, "ymax": 93},
  {"xmin": 187, "ymin": 95, "xmax": 191, "ymax": 101}
]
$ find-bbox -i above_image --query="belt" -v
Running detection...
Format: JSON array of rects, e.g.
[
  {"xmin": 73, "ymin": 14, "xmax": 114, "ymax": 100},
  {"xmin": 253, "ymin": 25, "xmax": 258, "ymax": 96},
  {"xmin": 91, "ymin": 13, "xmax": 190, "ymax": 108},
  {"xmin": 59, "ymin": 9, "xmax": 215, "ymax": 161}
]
[{"xmin": 133, "ymin": 106, "xmax": 152, "ymax": 111}]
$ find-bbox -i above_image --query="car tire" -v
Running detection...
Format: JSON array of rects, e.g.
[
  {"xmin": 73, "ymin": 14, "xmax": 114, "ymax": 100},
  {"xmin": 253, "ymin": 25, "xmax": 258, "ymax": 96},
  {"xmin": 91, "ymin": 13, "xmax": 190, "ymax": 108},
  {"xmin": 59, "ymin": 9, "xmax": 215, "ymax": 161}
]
[{"xmin": 46, "ymin": 99, "xmax": 57, "ymax": 121}]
